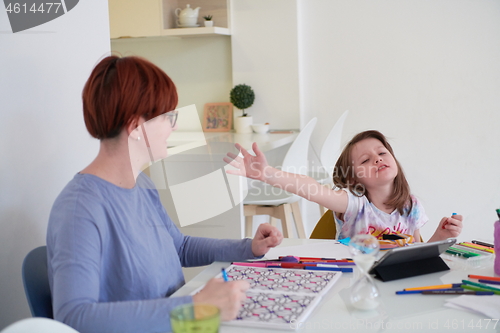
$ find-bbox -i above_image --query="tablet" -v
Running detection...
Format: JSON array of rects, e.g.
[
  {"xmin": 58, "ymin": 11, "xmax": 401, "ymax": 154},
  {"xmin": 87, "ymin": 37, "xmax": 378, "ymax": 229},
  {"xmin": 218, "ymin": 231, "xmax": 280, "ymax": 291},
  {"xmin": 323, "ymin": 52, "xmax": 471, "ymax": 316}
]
[{"xmin": 369, "ymin": 238, "xmax": 456, "ymax": 281}]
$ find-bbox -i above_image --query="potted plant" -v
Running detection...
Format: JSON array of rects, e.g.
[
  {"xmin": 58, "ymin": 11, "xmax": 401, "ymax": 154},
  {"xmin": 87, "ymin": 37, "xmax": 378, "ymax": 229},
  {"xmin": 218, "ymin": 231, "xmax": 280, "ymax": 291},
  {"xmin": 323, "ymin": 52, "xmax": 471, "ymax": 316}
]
[
  {"xmin": 203, "ymin": 15, "xmax": 213, "ymax": 27},
  {"xmin": 230, "ymin": 84, "xmax": 255, "ymax": 134}
]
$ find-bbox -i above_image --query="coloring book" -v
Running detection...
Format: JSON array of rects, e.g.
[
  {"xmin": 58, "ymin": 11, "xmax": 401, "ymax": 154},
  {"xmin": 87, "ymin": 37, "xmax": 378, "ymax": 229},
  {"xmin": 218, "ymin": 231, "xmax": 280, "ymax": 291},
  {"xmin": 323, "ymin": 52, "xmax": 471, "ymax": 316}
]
[{"xmin": 192, "ymin": 265, "xmax": 342, "ymax": 330}]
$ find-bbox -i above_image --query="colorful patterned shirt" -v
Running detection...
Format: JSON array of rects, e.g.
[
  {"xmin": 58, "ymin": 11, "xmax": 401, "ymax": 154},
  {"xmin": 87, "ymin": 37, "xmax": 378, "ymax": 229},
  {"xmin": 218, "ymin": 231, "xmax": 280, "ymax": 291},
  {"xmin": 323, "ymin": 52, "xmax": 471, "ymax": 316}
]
[{"xmin": 334, "ymin": 190, "xmax": 428, "ymax": 239}]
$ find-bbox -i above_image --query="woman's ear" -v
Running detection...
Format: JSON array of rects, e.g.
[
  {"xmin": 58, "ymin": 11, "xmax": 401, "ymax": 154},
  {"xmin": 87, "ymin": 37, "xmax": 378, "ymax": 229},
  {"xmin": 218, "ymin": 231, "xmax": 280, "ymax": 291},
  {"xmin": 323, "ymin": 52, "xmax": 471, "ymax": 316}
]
[{"xmin": 126, "ymin": 117, "xmax": 144, "ymax": 141}]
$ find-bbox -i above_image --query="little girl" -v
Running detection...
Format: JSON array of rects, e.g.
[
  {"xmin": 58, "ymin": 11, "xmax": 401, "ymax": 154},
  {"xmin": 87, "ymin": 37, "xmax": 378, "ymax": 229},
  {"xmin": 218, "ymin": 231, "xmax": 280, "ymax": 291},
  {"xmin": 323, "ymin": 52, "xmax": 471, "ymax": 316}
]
[{"xmin": 225, "ymin": 130, "xmax": 462, "ymax": 241}]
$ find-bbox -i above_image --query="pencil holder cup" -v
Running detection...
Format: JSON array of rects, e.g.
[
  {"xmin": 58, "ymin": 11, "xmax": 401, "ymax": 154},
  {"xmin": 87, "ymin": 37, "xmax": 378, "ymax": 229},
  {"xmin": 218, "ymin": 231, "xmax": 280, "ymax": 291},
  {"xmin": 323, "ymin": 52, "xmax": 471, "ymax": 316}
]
[{"xmin": 349, "ymin": 235, "xmax": 380, "ymax": 310}]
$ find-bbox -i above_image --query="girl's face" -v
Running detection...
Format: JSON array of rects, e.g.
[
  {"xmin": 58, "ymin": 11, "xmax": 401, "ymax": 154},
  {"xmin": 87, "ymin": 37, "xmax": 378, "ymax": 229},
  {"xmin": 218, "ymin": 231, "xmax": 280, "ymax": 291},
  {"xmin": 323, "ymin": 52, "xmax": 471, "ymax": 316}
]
[
  {"xmin": 350, "ymin": 138, "xmax": 398, "ymax": 189},
  {"xmin": 140, "ymin": 111, "xmax": 178, "ymax": 161}
]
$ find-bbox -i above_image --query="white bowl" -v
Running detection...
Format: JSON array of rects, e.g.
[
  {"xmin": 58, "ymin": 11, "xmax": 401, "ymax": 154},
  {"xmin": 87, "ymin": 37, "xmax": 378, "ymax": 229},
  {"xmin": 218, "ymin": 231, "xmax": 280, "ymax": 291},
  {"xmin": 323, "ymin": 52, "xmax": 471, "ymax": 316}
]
[{"xmin": 251, "ymin": 124, "xmax": 270, "ymax": 134}]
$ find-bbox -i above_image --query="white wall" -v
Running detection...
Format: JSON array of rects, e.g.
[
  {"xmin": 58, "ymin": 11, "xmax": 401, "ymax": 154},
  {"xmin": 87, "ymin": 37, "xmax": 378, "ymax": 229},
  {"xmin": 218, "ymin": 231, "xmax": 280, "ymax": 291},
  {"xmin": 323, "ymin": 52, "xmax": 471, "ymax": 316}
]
[
  {"xmin": 297, "ymin": 0, "xmax": 500, "ymax": 240},
  {"xmin": 231, "ymin": 0, "xmax": 301, "ymax": 129},
  {"xmin": 0, "ymin": 1, "xmax": 110, "ymax": 328},
  {"xmin": 111, "ymin": 35, "xmax": 233, "ymax": 128}
]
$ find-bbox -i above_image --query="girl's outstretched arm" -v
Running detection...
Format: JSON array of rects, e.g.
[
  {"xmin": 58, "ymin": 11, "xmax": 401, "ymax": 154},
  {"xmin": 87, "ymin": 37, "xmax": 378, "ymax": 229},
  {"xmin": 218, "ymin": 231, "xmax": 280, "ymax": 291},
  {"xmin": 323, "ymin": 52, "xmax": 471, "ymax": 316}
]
[
  {"xmin": 224, "ymin": 142, "xmax": 349, "ymax": 213},
  {"xmin": 427, "ymin": 214, "xmax": 463, "ymax": 242}
]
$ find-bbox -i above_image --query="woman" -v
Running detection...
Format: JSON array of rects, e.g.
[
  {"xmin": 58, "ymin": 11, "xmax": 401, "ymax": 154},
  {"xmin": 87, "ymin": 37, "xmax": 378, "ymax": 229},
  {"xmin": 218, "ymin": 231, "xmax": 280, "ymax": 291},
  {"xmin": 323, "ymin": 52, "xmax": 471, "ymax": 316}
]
[{"xmin": 47, "ymin": 55, "xmax": 283, "ymax": 333}]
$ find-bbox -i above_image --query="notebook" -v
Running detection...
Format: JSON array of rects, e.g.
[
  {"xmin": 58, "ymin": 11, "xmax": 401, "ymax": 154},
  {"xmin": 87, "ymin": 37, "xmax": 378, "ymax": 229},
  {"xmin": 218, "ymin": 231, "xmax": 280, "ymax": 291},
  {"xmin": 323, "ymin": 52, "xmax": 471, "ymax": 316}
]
[{"xmin": 192, "ymin": 264, "xmax": 342, "ymax": 330}]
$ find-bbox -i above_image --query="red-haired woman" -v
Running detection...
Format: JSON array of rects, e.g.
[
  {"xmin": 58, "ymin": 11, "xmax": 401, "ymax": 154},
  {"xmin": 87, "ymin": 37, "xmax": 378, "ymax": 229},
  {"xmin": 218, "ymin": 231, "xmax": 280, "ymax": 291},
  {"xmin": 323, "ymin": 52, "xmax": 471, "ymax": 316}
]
[{"xmin": 47, "ymin": 56, "xmax": 282, "ymax": 333}]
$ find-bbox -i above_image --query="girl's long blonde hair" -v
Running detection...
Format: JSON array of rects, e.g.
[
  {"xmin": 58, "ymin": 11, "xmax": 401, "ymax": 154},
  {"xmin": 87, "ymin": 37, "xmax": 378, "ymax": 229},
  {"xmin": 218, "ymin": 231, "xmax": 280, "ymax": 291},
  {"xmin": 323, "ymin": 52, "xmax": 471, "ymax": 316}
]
[{"xmin": 332, "ymin": 130, "xmax": 412, "ymax": 215}]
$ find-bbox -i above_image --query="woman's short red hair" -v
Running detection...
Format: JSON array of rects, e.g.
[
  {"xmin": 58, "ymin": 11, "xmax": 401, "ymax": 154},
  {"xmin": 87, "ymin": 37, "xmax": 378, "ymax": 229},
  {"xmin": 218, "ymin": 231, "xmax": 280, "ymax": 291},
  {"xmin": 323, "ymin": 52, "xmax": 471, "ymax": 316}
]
[{"xmin": 82, "ymin": 55, "xmax": 178, "ymax": 139}]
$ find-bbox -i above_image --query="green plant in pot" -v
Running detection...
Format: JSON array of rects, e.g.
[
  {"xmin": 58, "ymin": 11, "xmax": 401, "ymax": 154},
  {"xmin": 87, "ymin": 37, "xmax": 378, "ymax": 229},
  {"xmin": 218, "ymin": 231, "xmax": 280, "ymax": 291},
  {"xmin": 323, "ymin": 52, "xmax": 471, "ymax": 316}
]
[
  {"xmin": 230, "ymin": 84, "xmax": 255, "ymax": 133},
  {"xmin": 203, "ymin": 15, "xmax": 213, "ymax": 27}
]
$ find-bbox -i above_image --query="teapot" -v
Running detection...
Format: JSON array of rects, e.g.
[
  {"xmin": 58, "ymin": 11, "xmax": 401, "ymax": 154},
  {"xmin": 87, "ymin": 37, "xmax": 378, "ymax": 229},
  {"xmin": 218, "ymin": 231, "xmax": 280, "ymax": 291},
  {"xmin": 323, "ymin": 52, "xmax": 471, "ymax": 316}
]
[{"xmin": 175, "ymin": 4, "xmax": 201, "ymax": 27}]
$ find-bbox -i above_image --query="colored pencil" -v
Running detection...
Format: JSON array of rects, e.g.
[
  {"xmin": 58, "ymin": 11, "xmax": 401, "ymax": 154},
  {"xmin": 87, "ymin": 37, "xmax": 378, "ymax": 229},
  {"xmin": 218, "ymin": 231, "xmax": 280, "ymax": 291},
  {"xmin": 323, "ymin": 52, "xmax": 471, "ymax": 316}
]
[
  {"xmin": 468, "ymin": 275, "xmax": 500, "ymax": 282},
  {"xmin": 404, "ymin": 284, "xmax": 462, "ymax": 291}
]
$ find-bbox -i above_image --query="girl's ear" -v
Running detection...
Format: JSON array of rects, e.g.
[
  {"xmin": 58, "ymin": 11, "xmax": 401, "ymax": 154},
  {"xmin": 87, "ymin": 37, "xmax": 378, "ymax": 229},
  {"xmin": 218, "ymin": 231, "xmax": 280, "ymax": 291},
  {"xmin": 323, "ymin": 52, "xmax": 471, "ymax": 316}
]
[{"xmin": 126, "ymin": 116, "xmax": 144, "ymax": 140}]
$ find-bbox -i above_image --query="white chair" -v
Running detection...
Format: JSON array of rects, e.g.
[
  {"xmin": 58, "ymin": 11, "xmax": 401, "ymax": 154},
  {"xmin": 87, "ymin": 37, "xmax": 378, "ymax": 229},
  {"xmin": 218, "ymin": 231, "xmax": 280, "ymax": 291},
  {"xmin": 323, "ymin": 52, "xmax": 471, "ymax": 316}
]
[
  {"xmin": 243, "ymin": 118, "xmax": 318, "ymax": 238},
  {"xmin": 310, "ymin": 110, "xmax": 349, "ymax": 214},
  {"xmin": 0, "ymin": 318, "xmax": 79, "ymax": 333}
]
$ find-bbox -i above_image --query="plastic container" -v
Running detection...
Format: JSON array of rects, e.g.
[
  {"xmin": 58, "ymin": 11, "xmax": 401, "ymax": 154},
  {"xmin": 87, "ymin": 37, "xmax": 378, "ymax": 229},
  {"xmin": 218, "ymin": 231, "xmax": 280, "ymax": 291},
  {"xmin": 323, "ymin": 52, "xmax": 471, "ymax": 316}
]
[{"xmin": 442, "ymin": 244, "xmax": 494, "ymax": 271}]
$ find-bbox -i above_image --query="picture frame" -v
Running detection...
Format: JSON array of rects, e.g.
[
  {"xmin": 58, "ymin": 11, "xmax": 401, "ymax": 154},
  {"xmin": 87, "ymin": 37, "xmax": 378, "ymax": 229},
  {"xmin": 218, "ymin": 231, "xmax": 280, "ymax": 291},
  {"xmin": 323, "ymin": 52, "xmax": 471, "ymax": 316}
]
[{"xmin": 202, "ymin": 103, "xmax": 233, "ymax": 132}]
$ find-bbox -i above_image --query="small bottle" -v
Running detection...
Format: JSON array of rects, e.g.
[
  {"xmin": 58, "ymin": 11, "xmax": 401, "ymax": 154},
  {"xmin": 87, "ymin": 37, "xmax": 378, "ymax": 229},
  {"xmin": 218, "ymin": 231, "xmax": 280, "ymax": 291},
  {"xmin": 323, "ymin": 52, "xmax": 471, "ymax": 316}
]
[{"xmin": 495, "ymin": 209, "xmax": 500, "ymax": 275}]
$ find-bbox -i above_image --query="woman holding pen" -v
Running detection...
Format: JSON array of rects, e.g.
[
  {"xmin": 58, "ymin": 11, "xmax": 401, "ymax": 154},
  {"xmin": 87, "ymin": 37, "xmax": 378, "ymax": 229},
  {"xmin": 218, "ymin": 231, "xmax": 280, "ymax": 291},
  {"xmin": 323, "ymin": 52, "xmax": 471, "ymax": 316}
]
[{"xmin": 46, "ymin": 56, "xmax": 283, "ymax": 333}]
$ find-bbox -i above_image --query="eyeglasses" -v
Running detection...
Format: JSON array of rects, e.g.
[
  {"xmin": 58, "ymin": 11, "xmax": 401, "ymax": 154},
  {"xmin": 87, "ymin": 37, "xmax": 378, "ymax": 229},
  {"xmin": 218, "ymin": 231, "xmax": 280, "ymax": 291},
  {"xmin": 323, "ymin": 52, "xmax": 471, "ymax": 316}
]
[{"xmin": 164, "ymin": 110, "xmax": 178, "ymax": 128}]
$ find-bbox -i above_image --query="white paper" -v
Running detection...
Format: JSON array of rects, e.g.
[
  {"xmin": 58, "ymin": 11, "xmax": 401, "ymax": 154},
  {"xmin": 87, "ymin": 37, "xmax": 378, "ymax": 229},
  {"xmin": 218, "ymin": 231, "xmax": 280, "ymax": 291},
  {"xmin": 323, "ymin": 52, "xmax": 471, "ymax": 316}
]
[
  {"xmin": 445, "ymin": 295, "xmax": 500, "ymax": 318},
  {"xmin": 263, "ymin": 241, "xmax": 352, "ymax": 260}
]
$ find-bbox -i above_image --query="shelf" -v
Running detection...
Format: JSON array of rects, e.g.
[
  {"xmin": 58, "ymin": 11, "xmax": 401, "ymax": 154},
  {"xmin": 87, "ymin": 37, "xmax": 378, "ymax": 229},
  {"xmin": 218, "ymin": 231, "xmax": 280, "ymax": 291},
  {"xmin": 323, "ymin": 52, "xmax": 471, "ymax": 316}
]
[{"xmin": 161, "ymin": 26, "xmax": 230, "ymax": 37}]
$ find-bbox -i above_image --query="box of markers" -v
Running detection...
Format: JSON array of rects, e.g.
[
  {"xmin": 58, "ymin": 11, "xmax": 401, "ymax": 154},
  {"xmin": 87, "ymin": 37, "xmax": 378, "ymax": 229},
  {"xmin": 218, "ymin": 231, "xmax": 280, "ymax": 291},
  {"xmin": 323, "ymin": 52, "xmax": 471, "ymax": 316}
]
[{"xmin": 442, "ymin": 241, "xmax": 494, "ymax": 270}]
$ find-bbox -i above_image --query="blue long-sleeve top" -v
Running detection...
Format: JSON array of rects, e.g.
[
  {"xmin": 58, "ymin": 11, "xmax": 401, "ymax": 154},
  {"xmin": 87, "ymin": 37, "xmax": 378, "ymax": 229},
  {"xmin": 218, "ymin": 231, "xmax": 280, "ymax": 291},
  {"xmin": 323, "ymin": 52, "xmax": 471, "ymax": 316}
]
[{"xmin": 47, "ymin": 173, "xmax": 256, "ymax": 333}]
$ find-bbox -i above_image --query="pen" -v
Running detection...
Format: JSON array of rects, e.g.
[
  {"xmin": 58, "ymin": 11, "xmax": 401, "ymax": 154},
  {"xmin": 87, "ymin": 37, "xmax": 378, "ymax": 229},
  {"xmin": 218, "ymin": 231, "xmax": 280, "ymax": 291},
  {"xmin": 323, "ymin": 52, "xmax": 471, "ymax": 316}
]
[
  {"xmin": 232, "ymin": 262, "xmax": 353, "ymax": 272},
  {"xmin": 305, "ymin": 266, "xmax": 353, "ymax": 272},
  {"xmin": 280, "ymin": 256, "xmax": 353, "ymax": 261},
  {"xmin": 443, "ymin": 213, "xmax": 457, "ymax": 229},
  {"xmin": 445, "ymin": 249, "xmax": 476, "ymax": 258},
  {"xmin": 461, "ymin": 280, "xmax": 500, "ymax": 292},
  {"xmin": 449, "ymin": 246, "xmax": 480, "ymax": 256},
  {"xmin": 462, "ymin": 242, "xmax": 495, "ymax": 251},
  {"xmin": 396, "ymin": 288, "xmax": 464, "ymax": 295},
  {"xmin": 249, "ymin": 260, "xmax": 355, "ymax": 265},
  {"xmin": 278, "ymin": 263, "xmax": 353, "ymax": 272},
  {"xmin": 404, "ymin": 284, "xmax": 462, "ymax": 291},
  {"xmin": 458, "ymin": 243, "xmax": 494, "ymax": 254},
  {"xmin": 471, "ymin": 240, "xmax": 495, "ymax": 248},
  {"xmin": 233, "ymin": 262, "xmax": 269, "ymax": 267},
  {"xmin": 297, "ymin": 262, "xmax": 356, "ymax": 266},
  {"xmin": 221, "ymin": 268, "xmax": 229, "ymax": 282},
  {"xmin": 461, "ymin": 285, "xmax": 500, "ymax": 295},
  {"xmin": 421, "ymin": 290, "xmax": 494, "ymax": 295},
  {"xmin": 478, "ymin": 279, "xmax": 500, "ymax": 285},
  {"xmin": 468, "ymin": 275, "xmax": 500, "ymax": 282}
]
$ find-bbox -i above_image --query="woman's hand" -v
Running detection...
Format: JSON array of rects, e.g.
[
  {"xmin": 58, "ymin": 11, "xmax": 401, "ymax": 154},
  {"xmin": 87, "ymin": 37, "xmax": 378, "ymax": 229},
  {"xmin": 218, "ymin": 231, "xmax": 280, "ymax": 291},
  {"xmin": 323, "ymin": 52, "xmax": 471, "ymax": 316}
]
[
  {"xmin": 428, "ymin": 214, "xmax": 463, "ymax": 242},
  {"xmin": 224, "ymin": 143, "xmax": 272, "ymax": 182},
  {"xmin": 251, "ymin": 223, "xmax": 283, "ymax": 257},
  {"xmin": 192, "ymin": 278, "xmax": 250, "ymax": 321}
]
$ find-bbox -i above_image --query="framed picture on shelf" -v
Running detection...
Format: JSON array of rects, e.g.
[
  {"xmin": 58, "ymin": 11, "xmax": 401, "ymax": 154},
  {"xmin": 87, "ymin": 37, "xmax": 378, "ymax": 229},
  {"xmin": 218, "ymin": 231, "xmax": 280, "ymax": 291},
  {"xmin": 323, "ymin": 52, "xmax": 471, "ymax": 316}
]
[{"xmin": 202, "ymin": 102, "xmax": 233, "ymax": 132}]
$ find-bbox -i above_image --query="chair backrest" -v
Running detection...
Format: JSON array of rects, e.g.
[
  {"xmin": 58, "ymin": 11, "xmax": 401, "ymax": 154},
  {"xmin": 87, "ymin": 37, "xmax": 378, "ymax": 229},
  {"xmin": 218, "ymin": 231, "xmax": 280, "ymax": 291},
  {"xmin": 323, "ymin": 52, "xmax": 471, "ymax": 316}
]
[
  {"xmin": 310, "ymin": 210, "xmax": 337, "ymax": 239},
  {"xmin": 281, "ymin": 117, "xmax": 317, "ymax": 176},
  {"xmin": 320, "ymin": 110, "xmax": 349, "ymax": 178},
  {"xmin": 0, "ymin": 318, "xmax": 79, "ymax": 333},
  {"xmin": 22, "ymin": 246, "xmax": 53, "ymax": 319}
]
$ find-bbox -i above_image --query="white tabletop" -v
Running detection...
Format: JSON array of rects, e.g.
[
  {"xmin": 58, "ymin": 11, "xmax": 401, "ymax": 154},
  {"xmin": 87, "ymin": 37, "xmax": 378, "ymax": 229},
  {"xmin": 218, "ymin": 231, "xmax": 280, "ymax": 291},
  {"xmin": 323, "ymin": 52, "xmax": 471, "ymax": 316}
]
[{"xmin": 173, "ymin": 239, "xmax": 499, "ymax": 332}]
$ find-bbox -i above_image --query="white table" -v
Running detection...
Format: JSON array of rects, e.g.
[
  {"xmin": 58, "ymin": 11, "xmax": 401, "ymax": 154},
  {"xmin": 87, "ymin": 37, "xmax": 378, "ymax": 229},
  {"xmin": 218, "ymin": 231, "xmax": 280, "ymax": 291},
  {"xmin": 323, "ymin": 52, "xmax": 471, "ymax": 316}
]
[{"xmin": 173, "ymin": 239, "xmax": 499, "ymax": 332}]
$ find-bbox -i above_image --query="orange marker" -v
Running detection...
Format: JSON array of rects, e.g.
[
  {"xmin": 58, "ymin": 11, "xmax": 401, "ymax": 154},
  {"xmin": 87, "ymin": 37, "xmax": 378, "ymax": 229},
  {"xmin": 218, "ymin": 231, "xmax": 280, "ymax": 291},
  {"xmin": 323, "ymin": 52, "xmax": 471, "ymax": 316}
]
[
  {"xmin": 468, "ymin": 275, "xmax": 500, "ymax": 282},
  {"xmin": 404, "ymin": 284, "xmax": 461, "ymax": 291}
]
